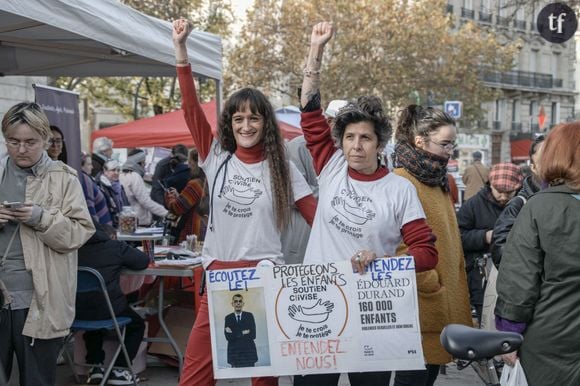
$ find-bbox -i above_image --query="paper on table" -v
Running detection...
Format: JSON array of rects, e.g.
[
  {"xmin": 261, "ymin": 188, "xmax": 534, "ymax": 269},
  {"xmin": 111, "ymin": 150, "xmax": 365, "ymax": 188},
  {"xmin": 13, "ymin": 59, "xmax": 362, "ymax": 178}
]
[
  {"xmin": 133, "ymin": 227, "xmax": 164, "ymax": 234},
  {"xmin": 154, "ymin": 256, "xmax": 203, "ymax": 266},
  {"xmin": 137, "ymin": 246, "xmax": 199, "ymax": 256}
]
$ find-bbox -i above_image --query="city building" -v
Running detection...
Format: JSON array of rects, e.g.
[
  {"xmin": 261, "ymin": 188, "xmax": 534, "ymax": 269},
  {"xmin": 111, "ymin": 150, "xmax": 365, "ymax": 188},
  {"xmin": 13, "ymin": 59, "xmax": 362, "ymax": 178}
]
[{"xmin": 448, "ymin": 0, "xmax": 576, "ymax": 167}]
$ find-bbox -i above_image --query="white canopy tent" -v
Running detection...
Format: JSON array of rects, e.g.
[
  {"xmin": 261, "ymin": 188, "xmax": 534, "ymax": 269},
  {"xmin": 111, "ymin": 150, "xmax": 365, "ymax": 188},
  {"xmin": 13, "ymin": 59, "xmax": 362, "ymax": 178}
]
[{"xmin": 0, "ymin": 0, "xmax": 222, "ymax": 80}]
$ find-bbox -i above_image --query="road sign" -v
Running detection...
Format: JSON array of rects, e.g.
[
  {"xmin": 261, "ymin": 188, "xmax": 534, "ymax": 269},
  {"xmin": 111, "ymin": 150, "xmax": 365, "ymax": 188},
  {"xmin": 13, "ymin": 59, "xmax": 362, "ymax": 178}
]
[{"xmin": 444, "ymin": 101, "xmax": 462, "ymax": 119}]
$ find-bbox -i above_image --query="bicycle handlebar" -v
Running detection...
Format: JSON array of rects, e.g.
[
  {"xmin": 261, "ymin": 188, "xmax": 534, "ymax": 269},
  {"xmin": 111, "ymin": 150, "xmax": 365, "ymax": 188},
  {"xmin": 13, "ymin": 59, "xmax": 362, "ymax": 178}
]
[{"xmin": 440, "ymin": 324, "xmax": 523, "ymax": 360}]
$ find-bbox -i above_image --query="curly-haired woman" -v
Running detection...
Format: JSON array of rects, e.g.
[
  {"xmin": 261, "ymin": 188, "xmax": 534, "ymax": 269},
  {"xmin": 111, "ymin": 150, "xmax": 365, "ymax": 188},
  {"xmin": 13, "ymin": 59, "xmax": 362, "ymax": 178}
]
[
  {"xmin": 295, "ymin": 22, "xmax": 438, "ymax": 386},
  {"xmin": 173, "ymin": 18, "xmax": 316, "ymax": 386}
]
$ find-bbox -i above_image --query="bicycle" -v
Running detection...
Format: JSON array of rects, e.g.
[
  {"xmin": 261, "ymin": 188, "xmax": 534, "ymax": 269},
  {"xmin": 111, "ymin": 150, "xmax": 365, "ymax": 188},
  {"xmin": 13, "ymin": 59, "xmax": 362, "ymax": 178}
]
[{"xmin": 440, "ymin": 323, "xmax": 523, "ymax": 386}]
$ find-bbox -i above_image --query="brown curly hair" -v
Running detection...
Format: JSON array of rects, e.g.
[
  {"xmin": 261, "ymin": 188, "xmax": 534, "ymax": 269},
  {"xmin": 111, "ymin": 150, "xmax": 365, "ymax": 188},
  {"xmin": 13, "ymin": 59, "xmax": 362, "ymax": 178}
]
[
  {"xmin": 332, "ymin": 95, "xmax": 392, "ymax": 148},
  {"xmin": 217, "ymin": 88, "xmax": 292, "ymax": 231}
]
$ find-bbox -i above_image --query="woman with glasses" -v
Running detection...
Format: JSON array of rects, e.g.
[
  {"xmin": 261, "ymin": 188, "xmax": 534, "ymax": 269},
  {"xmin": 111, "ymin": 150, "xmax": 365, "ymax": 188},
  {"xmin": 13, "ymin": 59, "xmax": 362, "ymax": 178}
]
[
  {"xmin": 390, "ymin": 105, "xmax": 472, "ymax": 386},
  {"xmin": 0, "ymin": 102, "xmax": 94, "ymax": 386},
  {"xmin": 47, "ymin": 125, "xmax": 67, "ymax": 164}
]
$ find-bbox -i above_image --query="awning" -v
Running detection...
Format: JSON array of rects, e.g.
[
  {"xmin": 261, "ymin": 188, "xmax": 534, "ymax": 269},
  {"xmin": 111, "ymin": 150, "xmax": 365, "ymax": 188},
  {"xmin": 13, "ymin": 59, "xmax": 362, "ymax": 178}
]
[
  {"xmin": 91, "ymin": 101, "xmax": 303, "ymax": 149},
  {"xmin": 0, "ymin": 0, "xmax": 222, "ymax": 80},
  {"xmin": 511, "ymin": 139, "xmax": 532, "ymax": 162}
]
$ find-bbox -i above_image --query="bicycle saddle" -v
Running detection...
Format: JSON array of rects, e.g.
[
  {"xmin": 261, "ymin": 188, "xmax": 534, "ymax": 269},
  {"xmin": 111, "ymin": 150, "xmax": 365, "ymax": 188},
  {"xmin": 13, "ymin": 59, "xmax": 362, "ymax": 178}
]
[{"xmin": 440, "ymin": 324, "xmax": 523, "ymax": 360}]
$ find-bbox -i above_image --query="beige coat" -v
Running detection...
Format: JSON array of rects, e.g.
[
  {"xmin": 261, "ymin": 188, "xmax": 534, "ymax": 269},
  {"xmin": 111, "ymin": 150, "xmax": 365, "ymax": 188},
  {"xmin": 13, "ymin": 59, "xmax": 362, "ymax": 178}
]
[
  {"xmin": 0, "ymin": 155, "xmax": 95, "ymax": 339},
  {"xmin": 462, "ymin": 161, "xmax": 489, "ymax": 200},
  {"xmin": 395, "ymin": 168, "xmax": 473, "ymax": 364}
]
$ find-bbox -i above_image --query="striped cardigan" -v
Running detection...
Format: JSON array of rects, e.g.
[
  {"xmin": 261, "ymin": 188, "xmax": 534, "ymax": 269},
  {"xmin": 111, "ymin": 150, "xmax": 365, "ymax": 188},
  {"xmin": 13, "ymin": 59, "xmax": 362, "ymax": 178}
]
[{"xmin": 165, "ymin": 177, "xmax": 207, "ymax": 243}]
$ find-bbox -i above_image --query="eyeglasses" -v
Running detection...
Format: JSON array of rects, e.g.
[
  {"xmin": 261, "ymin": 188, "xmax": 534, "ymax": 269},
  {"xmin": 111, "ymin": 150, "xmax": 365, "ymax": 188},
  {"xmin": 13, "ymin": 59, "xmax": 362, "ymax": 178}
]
[
  {"xmin": 429, "ymin": 139, "xmax": 457, "ymax": 151},
  {"xmin": 5, "ymin": 139, "xmax": 43, "ymax": 149},
  {"xmin": 49, "ymin": 139, "xmax": 64, "ymax": 146}
]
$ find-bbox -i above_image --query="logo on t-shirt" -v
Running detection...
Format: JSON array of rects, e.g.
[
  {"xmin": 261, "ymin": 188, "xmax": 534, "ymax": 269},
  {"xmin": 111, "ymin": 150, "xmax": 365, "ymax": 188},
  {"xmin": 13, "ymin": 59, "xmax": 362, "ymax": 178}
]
[
  {"xmin": 328, "ymin": 189, "xmax": 376, "ymax": 238},
  {"xmin": 220, "ymin": 174, "xmax": 263, "ymax": 218}
]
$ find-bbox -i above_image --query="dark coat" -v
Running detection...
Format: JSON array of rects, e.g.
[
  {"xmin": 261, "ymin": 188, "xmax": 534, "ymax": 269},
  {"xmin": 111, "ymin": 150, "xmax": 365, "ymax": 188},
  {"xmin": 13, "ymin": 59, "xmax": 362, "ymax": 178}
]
[
  {"xmin": 164, "ymin": 164, "xmax": 191, "ymax": 193},
  {"xmin": 457, "ymin": 186, "xmax": 504, "ymax": 272},
  {"xmin": 224, "ymin": 311, "xmax": 258, "ymax": 367},
  {"xmin": 76, "ymin": 225, "xmax": 149, "ymax": 320},
  {"xmin": 491, "ymin": 175, "xmax": 540, "ymax": 267},
  {"xmin": 150, "ymin": 156, "xmax": 173, "ymax": 206},
  {"xmin": 457, "ymin": 186, "xmax": 505, "ymax": 307},
  {"xmin": 495, "ymin": 185, "xmax": 580, "ymax": 386}
]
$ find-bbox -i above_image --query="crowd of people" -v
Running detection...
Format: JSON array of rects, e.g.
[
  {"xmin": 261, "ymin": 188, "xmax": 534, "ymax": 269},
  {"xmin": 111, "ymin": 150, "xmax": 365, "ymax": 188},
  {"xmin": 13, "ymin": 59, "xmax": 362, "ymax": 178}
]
[{"xmin": 0, "ymin": 18, "xmax": 578, "ymax": 386}]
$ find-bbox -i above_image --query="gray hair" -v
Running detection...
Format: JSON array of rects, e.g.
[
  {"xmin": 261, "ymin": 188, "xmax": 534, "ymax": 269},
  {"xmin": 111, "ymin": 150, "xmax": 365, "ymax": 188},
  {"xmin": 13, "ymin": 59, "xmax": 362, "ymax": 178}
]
[{"xmin": 92, "ymin": 137, "xmax": 114, "ymax": 154}]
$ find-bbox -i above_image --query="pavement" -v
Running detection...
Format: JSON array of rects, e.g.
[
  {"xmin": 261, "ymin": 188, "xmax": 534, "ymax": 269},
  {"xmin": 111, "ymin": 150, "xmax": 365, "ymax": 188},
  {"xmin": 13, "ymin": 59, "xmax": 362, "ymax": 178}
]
[{"xmin": 8, "ymin": 355, "xmax": 484, "ymax": 386}]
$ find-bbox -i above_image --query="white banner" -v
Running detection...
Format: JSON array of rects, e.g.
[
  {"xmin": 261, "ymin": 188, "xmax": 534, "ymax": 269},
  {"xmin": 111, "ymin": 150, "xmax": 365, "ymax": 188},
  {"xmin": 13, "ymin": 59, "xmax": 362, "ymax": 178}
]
[{"xmin": 207, "ymin": 257, "xmax": 424, "ymax": 378}]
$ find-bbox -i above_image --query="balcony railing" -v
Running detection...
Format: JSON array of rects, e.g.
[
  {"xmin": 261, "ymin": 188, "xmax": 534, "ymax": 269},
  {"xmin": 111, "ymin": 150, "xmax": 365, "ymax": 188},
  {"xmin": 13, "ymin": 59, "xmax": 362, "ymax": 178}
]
[
  {"xmin": 492, "ymin": 121, "xmax": 502, "ymax": 131},
  {"xmin": 554, "ymin": 78, "xmax": 563, "ymax": 88},
  {"xmin": 511, "ymin": 122, "xmax": 522, "ymax": 132},
  {"xmin": 482, "ymin": 70, "xmax": 557, "ymax": 89},
  {"xmin": 461, "ymin": 7, "xmax": 475, "ymax": 19},
  {"xmin": 497, "ymin": 16, "xmax": 510, "ymax": 27},
  {"xmin": 513, "ymin": 19, "xmax": 526, "ymax": 30},
  {"xmin": 479, "ymin": 11, "xmax": 492, "ymax": 23}
]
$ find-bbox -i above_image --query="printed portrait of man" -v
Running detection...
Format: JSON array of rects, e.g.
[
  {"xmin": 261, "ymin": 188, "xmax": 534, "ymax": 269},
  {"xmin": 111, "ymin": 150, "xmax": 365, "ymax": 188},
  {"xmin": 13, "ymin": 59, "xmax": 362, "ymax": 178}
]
[{"xmin": 224, "ymin": 293, "xmax": 258, "ymax": 367}]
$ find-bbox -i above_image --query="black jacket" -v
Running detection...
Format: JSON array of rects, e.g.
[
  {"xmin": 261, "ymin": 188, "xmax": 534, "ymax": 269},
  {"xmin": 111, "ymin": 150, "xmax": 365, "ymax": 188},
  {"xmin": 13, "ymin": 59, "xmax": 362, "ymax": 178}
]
[
  {"xmin": 457, "ymin": 186, "xmax": 505, "ymax": 272},
  {"xmin": 151, "ymin": 162, "xmax": 191, "ymax": 207},
  {"xmin": 150, "ymin": 156, "xmax": 173, "ymax": 206},
  {"xmin": 76, "ymin": 225, "xmax": 149, "ymax": 320},
  {"xmin": 491, "ymin": 175, "xmax": 540, "ymax": 267}
]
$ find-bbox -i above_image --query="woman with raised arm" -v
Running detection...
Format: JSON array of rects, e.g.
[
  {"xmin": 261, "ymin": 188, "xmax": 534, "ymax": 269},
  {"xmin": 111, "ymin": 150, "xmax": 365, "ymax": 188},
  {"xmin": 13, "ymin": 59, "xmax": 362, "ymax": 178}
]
[
  {"xmin": 295, "ymin": 22, "xmax": 438, "ymax": 386},
  {"xmin": 172, "ymin": 19, "xmax": 316, "ymax": 386},
  {"xmin": 392, "ymin": 105, "xmax": 472, "ymax": 386}
]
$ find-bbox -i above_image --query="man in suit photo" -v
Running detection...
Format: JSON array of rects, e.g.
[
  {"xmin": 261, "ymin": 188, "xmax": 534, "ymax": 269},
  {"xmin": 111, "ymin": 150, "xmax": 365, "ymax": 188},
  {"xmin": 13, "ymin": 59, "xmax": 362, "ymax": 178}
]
[{"xmin": 224, "ymin": 294, "xmax": 258, "ymax": 368}]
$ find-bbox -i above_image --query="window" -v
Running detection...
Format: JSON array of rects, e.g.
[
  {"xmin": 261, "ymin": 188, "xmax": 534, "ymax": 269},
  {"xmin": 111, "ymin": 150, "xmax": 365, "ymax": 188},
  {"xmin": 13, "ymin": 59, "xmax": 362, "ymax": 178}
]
[
  {"xmin": 551, "ymin": 53, "xmax": 560, "ymax": 79},
  {"xmin": 530, "ymin": 101, "xmax": 538, "ymax": 123},
  {"xmin": 551, "ymin": 102, "xmax": 560, "ymax": 125},
  {"xmin": 512, "ymin": 100, "xmax": 520, "ymax": 122},
  {"xmin": 530, "ymin": 50, "xmax": 538, "ymax": 73}
]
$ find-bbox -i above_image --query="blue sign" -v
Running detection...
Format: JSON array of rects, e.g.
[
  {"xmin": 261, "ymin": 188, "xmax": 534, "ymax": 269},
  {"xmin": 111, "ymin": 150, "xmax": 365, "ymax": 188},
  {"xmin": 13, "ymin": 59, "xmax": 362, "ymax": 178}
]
[{"xmin": 444, "ymin": 101, "xmax": 462, "ymax": 119}]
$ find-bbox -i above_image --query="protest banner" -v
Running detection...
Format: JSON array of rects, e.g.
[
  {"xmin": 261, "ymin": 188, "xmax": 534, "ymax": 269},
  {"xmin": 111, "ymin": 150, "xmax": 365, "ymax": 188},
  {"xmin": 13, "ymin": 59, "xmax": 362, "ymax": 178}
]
[
  {"xmin": 207, "ymin": 257, "xmax": 424, "ymax": 378},
  {"xmin": 34, "ymin": 84, "xmax": 81, "ymax": 172}
]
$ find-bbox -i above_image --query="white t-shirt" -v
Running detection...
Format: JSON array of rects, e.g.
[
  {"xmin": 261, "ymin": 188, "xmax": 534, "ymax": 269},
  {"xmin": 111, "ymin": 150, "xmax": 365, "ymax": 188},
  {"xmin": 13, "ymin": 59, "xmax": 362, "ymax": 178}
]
[
  {"xmin": 304, "ymin": 151, "xmax": 425, "ymax": 264},
  {"xmin": 200, "ymin": 140, "xmax": 312, "ymax": 264}
]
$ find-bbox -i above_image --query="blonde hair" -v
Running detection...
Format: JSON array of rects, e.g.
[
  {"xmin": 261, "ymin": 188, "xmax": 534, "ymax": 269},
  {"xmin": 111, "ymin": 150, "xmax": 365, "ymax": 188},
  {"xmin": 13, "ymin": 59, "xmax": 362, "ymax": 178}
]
[{"xmin": 1, "ymin": 102, "xmax": 51, "ymax": 140}]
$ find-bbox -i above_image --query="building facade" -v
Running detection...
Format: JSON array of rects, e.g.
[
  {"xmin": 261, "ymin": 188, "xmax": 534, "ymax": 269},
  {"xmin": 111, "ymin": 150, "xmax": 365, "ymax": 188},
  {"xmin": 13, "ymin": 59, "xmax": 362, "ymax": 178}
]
[{"xmin": 448, "ymin": 0, "xmax": 576, "ymax": 165}]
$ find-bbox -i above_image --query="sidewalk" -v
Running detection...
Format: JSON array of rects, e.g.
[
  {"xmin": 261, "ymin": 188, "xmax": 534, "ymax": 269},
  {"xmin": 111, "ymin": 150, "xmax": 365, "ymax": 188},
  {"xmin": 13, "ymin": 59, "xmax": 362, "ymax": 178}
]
[{"xmin": 45, "ymin": 356, "xmax": 484, "ymax": 385}]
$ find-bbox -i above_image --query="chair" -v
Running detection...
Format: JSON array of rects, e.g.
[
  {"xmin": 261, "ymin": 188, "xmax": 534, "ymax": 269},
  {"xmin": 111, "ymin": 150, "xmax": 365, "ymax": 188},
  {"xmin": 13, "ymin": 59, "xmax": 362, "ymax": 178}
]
[{"xmin": 62, "ymin": 266, "xmax": 138, "ymax": 386}]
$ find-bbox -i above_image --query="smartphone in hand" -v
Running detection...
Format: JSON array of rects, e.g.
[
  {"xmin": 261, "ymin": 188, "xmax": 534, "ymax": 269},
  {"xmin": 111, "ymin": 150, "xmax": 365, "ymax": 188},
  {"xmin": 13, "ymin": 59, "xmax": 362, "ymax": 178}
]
[{"xmin": 2, "ymin": 202, "xmax": 25, "ymax": 209}]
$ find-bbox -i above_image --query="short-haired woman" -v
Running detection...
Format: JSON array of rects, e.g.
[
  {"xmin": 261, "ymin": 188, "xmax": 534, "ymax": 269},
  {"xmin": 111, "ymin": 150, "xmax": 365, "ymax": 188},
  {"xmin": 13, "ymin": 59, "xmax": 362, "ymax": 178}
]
[
  {"xmin": 295, "ymin": 22, "xmax": 438, "ymax": 386},
  {"xmin": 0, "ymin": 102, "xmax": 94, "ymax": 385}
]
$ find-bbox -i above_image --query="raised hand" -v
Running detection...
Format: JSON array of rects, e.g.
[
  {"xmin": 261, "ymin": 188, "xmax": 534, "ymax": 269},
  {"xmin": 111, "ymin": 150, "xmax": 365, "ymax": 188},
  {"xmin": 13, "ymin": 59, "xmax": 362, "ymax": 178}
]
[
  {"xmin": 172, "ymin": 18, "xmax": 192, "ymax": 46},
  {"xmin": 310, "ymin": 21, "xmax": 334, "ymax": 47}
]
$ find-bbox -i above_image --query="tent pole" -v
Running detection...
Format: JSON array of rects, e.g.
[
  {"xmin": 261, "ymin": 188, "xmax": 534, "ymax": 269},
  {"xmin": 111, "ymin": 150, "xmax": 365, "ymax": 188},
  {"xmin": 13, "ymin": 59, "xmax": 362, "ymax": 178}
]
[{"xmin": 216, "ymin": 79, "xmax": 222, "ymax": 118}]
